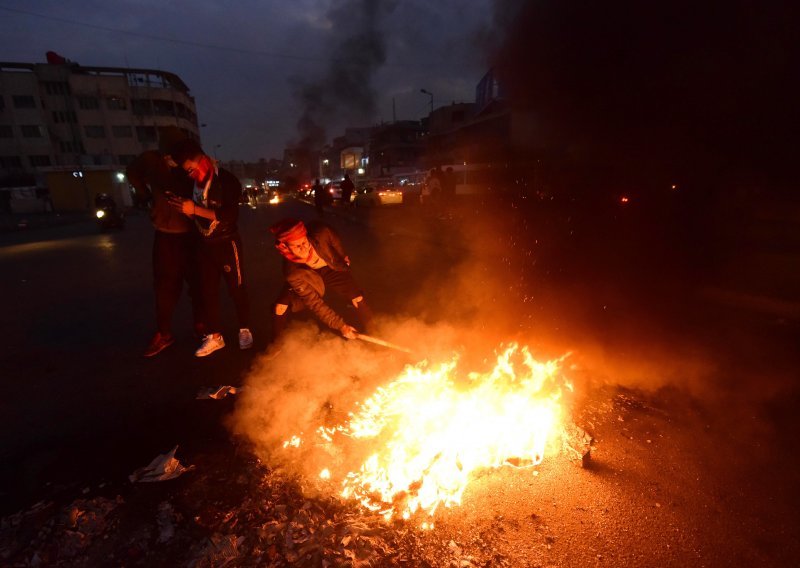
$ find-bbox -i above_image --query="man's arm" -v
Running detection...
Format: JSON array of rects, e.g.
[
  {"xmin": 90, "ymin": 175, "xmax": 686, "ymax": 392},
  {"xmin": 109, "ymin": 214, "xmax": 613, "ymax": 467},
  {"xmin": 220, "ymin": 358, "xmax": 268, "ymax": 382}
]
[
  {"xmin": 126, "ymin": 151, "xmax": 163, "ymax": 206},
  {"xmin": 286, "ymin": 272, "xmax": 347, "ymax": 331}
]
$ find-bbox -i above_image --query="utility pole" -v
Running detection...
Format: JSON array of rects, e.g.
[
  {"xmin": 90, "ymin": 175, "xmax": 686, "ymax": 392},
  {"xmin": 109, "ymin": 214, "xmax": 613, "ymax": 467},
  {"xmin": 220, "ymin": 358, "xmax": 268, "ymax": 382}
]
[{"xmin": 420, "ymin": 89, "xmax": 433, "ymax": 114}]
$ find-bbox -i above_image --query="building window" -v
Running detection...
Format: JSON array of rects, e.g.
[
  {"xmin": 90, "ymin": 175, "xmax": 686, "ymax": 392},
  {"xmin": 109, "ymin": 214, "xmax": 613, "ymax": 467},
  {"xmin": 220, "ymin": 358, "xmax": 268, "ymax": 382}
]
[
  {"xmin": 59, "ymin": 140, "xmax": 84, "ymax": 153},
  {"xmin": 153, "ymin": 99, "xmax": 175, "ymax": 117},
  {"xmin": 0, "ymin": 156, "xmax": 23, "ymax": 168},
  {"xmin": 13, "ymin": 95, "xmax": 36, "ymax": 109},
  {"xmin": 78, "ymin": 96, "xmax": 100, "ymax": 110},
  {"xmin": 136, "ymin": 126, "xmax": 157, "ymax": 142},
  {"xmin": 0, "ymin": 125, "xmax": 12, "ymax": 138},
  {"xmin": 112, "ymin": 125, "xmax": 133, "ymax": 138},
  {"xmin": 85, "ymin": 125, "xmax": 106, "ymax": 138},
  {"xmin": 107, "ymin": 96, "xmax": 127, "ymax": 110},
  {"xmin": 118, "ymin": 154, "xmax": 137, "ymax": 166},
  {"xmin": 131, "ymin": 99, "xmax": 152, "ymax": 116},
  {"xmin": 29, "ymin": 155, "xmax": 52, "ymax": 167},
  {"xmin": 44, "ymin": 82, "xmax": 70, "ymax": 95},
  {"xmin": 52, "ymin": 111, "xmax": 77, "ymax": 124},
  {"xmin": 21, "ymin": 125, "xmax": 45, "ymax": 138}
]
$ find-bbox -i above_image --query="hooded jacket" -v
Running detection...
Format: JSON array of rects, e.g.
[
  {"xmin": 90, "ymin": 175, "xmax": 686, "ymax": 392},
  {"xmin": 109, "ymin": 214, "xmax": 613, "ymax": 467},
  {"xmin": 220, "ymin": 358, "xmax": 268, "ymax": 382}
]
[{"xmin": 283, "ymin": 222, "xmax": 351, "ymax": 330}]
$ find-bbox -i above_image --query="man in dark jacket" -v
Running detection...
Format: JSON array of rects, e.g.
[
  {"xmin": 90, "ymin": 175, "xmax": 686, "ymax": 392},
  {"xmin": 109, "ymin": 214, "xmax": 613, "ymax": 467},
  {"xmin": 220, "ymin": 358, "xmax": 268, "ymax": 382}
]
[
  {"xmin": 168, "ymin": 139, "xmax": 253, "ymax": 357},
  {"xmin": 340, "ymin": 173, "xmax": 355, "ymax": 206},
  {"xmin": 127, "ymin": 127, "xmax": 203, "ymax": 357},
  {"xmin": 269, "ymin": 218, "xmax": 372, "ymax": 340},
  {"xmin": 312, "ymin": 178, "xmax": 327, "ymax": 217}
]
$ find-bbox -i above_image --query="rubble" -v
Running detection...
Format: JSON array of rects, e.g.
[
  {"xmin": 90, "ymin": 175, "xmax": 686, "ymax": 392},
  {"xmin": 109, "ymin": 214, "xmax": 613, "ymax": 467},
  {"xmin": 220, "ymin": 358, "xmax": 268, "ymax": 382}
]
[
  {"xmin": 1, "ymin": 449, "xmax": 538, "ymax": 566},
  {"xmin": 196, "ymin": 386, "xmax": 241, "ymax": 400},
  {"xmin": 129, "ymin": 446, "xmax": 195, "ymax": 483}
]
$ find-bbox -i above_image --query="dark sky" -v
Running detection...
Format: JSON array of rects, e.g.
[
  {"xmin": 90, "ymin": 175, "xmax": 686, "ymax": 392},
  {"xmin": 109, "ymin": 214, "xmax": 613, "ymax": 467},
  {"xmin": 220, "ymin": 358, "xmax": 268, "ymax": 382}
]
[{"xmin": 0, "ymin": 0, "xmax": 503, "ymax": 161}]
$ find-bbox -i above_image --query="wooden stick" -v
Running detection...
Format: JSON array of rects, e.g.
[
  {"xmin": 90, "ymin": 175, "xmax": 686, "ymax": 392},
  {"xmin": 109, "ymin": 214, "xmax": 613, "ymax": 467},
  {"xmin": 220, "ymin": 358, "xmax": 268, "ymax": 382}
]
[{"xmin": 356, "ymin": 333, "xmax": 413, "ymax": 354}]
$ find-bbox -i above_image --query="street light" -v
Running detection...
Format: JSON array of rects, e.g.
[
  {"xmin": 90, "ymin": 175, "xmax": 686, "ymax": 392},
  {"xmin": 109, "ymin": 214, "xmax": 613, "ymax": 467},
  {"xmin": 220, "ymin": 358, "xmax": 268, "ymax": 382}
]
[
  {"xmin": 213, "ymin": 144, "xmax": 222, "ymax": 160},
  {"xmin": 420, "ymin": 88, "xmax": 433, "ymax": 114}
]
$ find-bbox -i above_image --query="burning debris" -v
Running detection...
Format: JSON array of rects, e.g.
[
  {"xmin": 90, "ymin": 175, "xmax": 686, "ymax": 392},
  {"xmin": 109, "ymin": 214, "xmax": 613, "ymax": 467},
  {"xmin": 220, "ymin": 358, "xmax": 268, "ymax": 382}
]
[
  {"xmin": 196, "ymin": 385, "xmax": 241, "ymax": 400},
  {"xmin": 283, "ymin": 343, "xmax": 587, "ymax": 522},
  {"xmin": 129, "ymin": 446, "xmax": 195, "ymax": 483}
]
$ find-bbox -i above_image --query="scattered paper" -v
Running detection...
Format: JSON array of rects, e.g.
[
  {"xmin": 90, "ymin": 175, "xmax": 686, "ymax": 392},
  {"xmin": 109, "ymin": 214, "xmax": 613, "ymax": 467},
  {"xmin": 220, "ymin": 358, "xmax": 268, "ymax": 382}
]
[
  {"xmin": 196, "ymin": 385, "xmax": 240, "ymax": 400},
  {"xmin": 129, "ymin": 446, "xmax": 195, "ymax": 483}
]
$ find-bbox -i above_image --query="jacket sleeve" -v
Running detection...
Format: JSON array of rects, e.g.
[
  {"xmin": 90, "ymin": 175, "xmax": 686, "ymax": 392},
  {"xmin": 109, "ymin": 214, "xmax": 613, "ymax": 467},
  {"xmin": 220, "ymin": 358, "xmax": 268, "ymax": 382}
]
[
  {"xmin": 286, "ymin": 270, "xmax": 346, "ymax": 331},
  {"xmin": 126, "ymin": 151, "xmax": 162, "ymax": 203},
  {"xmin": 315, "ymin": 225, "xmax": 349, "ymax": 267},
  {"xmin": 212, "ymin": 170, "xmax": 241, "ymax": 224}
]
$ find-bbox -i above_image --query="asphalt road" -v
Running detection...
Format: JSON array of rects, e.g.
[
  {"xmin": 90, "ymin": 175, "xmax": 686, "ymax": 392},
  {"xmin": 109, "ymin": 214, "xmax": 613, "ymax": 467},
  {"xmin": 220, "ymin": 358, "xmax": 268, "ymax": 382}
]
[{"xmin": 1, "ymin": 196, "xmax": 798, "ymax": 565}]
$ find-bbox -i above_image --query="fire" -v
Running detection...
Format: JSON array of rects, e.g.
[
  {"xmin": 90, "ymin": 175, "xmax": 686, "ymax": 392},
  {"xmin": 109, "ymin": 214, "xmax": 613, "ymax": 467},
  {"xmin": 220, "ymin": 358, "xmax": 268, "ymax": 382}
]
[{"xmin": 286, "ymin": 344, "xmax": 572, "ymax": 521}]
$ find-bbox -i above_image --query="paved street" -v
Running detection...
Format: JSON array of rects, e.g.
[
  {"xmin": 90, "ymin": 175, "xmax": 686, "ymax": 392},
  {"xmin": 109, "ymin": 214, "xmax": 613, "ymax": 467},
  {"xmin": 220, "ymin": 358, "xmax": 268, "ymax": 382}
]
[{"xmin": 1, "ymin": 197, "xmax": 798, "ymax": 565}]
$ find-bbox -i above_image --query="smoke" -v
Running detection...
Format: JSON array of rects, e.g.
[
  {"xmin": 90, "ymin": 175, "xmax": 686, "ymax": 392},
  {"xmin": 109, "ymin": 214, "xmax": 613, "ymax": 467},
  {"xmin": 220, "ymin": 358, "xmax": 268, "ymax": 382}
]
[
  {"xmin": 292, "ymin": 0, "xmax": 396, "ymax": 150},
  {"xmin": 228, "ymin": 317, "xmax": 474, "ymax": 478},
  {"xmin": 489, "ymin": 0, "xmax": 800, "ymax": 187}
]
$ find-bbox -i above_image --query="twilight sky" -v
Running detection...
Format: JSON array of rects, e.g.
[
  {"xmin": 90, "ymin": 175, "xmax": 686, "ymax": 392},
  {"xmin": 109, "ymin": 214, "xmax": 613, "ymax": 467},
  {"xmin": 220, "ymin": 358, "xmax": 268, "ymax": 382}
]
[{"xmin": 0, "ymin": 0, "xmax": 506, "ymax": 161}]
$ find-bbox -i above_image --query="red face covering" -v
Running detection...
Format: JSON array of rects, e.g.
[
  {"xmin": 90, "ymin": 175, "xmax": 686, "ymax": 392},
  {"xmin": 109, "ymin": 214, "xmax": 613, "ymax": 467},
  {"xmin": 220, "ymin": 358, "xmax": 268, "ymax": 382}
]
[
  {"xmin": 270, "ymin": 219, "xmax": 312, "ymax": 263},
  {"xmin": 183, "ymin": 155, "xmax": 213, "ymax": 183}
]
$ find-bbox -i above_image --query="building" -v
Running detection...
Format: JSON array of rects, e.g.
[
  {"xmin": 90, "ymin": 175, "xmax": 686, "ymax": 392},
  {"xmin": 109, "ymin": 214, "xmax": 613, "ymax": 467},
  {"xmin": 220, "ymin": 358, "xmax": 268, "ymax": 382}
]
[
  {"xmin": 423, "ymin": 102, "xmax": 476, "ymax": 167},
  {"xmin": 0, "ymin": 56, "xmax": 200, "ymax": 192},
  {"xmin": 318, "ymin": 127, "xmax": 370, "ymax": 180},
  {"xmin": 366, "ymin": 120, "xmax": 426, "ymax": 178}
]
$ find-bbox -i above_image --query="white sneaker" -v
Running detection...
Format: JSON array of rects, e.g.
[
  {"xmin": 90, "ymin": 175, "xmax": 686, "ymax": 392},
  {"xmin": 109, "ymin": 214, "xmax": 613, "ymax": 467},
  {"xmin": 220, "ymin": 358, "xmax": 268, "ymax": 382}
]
[
  {"xmin": 239, "ymin": 328, "xmax": 253, "ymax": 350},
  {"xmin": 195, "ymin": 333, "xmax": 225, "ymax": 357}
]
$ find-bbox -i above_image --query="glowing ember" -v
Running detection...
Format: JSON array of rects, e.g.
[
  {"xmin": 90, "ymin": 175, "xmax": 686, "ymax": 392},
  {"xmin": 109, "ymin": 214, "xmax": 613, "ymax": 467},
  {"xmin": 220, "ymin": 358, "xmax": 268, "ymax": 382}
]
[{"xmin": 286, "ymin": 343, "xmax": 572, "ymax": 521}]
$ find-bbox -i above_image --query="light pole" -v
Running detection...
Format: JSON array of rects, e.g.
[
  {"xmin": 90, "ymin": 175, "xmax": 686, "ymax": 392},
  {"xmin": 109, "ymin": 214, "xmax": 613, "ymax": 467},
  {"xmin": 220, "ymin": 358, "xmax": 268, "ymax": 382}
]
[
  {"xmin": 213, "ymin": 144, "xmax": 222, "ymax": 160},
  {"xmin": 420, "ymin": 88, "xmax": 433, "ymax": 114}
]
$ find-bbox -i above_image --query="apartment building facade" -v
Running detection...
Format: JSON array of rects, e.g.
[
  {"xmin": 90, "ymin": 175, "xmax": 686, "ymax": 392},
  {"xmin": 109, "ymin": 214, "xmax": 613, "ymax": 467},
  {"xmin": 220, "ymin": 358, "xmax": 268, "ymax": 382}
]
[{"xmin": 0, "ymin": 60, "xmax": 200, "ymax": 183}]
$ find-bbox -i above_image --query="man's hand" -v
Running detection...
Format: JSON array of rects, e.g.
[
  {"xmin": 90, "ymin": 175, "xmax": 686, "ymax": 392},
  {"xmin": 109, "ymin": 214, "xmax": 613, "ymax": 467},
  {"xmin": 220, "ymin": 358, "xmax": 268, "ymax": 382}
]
[
  {"xmin": 340, "ymin": 324, "xmax": 358, "ymax": 339},
  {"xmin": 167, "ymin": 195, "xmax": 196, "ymax": 216}
]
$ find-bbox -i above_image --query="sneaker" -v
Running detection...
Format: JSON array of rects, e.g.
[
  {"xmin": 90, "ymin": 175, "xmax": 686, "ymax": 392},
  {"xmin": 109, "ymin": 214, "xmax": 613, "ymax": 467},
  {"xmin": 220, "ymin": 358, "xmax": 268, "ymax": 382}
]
[
  {"xmin": 195, "ymin": 333, "xmax": 225, "ymax": 357},
  {"xmin": 239, "ymin": 328, "xmax": 253, "ymax": 350},
  {"xmin": 143, "ymin": 332, "xmax": 175, "ymax": 357}
]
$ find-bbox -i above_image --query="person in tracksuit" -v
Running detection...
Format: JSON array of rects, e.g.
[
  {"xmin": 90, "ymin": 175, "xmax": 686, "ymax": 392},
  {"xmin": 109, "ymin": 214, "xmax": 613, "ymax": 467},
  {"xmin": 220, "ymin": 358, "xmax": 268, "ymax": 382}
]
[
  {"xmin": 269, "ymin": 218, "xmax": 372, "ymax": 340},
  {"xmin": 168, "ymin": 139, "xmax": 253, "ymax": 357}
]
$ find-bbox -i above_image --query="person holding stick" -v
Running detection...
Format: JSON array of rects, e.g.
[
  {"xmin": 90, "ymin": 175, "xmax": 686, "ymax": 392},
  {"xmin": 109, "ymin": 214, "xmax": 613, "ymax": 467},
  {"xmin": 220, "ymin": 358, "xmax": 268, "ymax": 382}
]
[{"xmin": 269, "ymin": 218, "xmax": 372, "ymax": 341}]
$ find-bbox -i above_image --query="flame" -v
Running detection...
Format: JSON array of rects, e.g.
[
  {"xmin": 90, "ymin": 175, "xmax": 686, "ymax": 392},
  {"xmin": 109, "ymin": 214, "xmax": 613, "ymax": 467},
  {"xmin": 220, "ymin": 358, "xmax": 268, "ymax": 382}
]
[{"xmin": 286, "ymin": 343, "xmax": 571, "ymax": 521}]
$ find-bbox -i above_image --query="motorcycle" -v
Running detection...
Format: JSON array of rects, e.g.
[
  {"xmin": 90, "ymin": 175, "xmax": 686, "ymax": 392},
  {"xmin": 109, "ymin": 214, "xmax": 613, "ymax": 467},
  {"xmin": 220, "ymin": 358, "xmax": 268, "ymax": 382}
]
[{"xmin": 94, "ymin": 194, "xmax": 125, "ymax": 231}]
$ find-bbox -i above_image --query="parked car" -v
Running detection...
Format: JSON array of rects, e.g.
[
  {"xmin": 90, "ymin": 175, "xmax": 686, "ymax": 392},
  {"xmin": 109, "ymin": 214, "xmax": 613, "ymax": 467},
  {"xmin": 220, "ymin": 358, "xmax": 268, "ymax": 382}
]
[
  {"xmin": 353, "ymin": 184, "xmax": 403, "ymax": 207},
  {"xmin": 325, "ymin": 180, "xmax": 355, "ymax": 203}
]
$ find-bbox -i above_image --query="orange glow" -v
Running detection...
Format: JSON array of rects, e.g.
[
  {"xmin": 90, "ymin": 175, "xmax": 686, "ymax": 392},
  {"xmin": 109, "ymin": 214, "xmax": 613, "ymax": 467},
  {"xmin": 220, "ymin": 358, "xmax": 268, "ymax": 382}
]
[
  {"xmin": 620, "ymin": 196, "xmax": 630, "ymax": 204},
  {"xmin": 285, "ymin": 344, "xmax": 572, "ymax": 521}
]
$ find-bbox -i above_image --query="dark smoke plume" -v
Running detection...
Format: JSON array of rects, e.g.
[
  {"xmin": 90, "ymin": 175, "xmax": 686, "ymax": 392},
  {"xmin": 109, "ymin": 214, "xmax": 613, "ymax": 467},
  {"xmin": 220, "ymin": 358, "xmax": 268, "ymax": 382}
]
[
  {"xmin": 293, "ymin": 0, "xmax": 395, "ymax": 150},
  {"xmin": 490, "ymin": 0, "xmax": 800, "ymax": 188}
]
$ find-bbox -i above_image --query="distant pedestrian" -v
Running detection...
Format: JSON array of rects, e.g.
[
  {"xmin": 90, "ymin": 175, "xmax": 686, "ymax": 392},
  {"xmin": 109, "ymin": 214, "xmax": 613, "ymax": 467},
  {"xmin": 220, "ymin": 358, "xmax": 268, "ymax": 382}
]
[
  {"xmin": 269, "ymin": 218, "xmax": 373, "ymax": 341},
  {"xmin": 424, "ymin": 166, "xmax": 443, "ymax": 215},
  {"xmin": 340, "ymin": 173, "xmax": 355, "ymax": 206},
  {"xmin": 313, "ymin": 178, "xmax": 327, "ymax": 217},
  {"xmin": 168, "ymin": 139, "xmax": 253, "ymax": 357},
  {"xmin": 441, "ymin": 166, "xmax": 457, "ymax": 217},
  {"xmin": 127, "ymin": 126, "xmax": 204, "ymax": 357}
]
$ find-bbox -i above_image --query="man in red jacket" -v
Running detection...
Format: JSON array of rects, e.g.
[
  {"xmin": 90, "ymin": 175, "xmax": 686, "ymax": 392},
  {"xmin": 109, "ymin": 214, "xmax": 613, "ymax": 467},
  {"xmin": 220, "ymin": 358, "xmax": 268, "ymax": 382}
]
[{"xmin": 269, "ymin": 218, "xmax": 372, "ymax": 340}]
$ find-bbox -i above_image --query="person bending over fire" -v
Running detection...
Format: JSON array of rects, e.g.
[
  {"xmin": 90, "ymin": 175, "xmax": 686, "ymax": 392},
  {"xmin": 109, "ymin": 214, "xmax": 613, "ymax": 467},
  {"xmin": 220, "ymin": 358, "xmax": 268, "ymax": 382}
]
[{"xmin": 269, "ymin": 218, "xmax": 372, "ymax": 340}]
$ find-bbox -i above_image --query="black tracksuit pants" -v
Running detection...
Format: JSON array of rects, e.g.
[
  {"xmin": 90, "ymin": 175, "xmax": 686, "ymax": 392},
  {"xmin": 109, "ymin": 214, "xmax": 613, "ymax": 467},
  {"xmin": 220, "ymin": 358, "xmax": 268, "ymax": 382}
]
[{"xmin": 199, "ymin": 234, "xmax": 250, "ymax": 334}]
